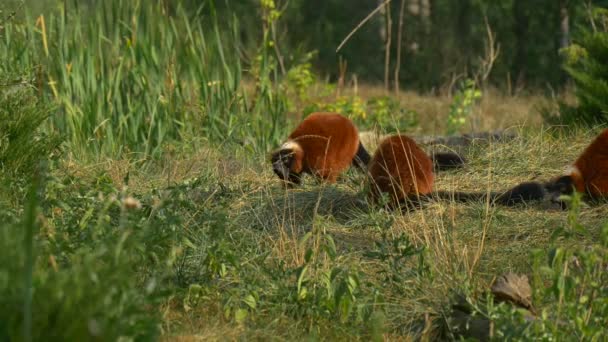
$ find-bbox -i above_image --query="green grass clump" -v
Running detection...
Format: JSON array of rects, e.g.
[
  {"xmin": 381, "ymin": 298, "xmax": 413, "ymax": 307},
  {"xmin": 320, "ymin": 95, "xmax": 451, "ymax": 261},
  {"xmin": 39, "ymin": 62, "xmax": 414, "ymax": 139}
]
[
  {"xmin": 1, "ymin": 0, "xmax": 287, "ymax": 159},
  {"xmin": 0, "ymin": 69, "xmax": 62, "ymax": 179},
  {"xmin": 494, "ymin": 219, "xmax": 608, "ymax": 339},
  {"xmin": 0, "ymin": 173, "xmax": 164, "ymax": 340}
]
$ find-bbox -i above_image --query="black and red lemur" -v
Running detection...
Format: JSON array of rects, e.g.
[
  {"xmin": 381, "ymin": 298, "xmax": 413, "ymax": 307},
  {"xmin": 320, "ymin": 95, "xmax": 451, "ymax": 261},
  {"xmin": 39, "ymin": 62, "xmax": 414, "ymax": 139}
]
[
  {"xmin": 544, "ymin": 128, "xmax": 608, "ymax": 204},
  {"xmin": 270, "ymin": 112, "xmax": 371, "ymax": 187},
  {"xmin": 367, "ymin": 134, "xmax": 549, "ymax": 210},
  {"xmin": 367, "ymin": 134, "xmax": 435, "ymax": 209}
]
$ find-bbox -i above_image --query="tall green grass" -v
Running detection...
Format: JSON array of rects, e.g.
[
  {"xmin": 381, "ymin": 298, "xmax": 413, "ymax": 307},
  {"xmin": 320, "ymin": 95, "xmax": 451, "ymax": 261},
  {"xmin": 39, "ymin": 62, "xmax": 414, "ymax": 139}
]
[
  {"xmin": 0, "ymin": 69, "xmax": 62, "ymax": 179},
  {"xmin": 0, "ymin": 172, "xmax": 170, "ymax": 340},
  {"xmin": 1, "ymin": 0, "xmax": 287, "ymax": 159}
]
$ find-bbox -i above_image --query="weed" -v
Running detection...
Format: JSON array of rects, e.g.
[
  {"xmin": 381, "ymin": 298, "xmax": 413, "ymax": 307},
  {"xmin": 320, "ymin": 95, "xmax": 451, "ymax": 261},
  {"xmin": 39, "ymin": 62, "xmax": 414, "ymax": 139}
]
[
  {"xmin": 447, "ymin": 79, "xmax": 482, "ymax": 135},
  {"xmin": 0, "ymin": 68, "xmax": 62, "ymax": 179}
]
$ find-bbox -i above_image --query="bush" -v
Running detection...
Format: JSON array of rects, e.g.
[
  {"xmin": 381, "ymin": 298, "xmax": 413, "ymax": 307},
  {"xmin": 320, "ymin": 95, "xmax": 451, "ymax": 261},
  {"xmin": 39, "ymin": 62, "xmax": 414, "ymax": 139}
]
[
  {"xmin": 303, "ymin": 95, "xmax": 418, "ymax": 133},
  {"xmin": 0, "ymin": 172, "xmax": 174, "ymax": 341},
  {"xmin": 450, "ymin": 193, "xmax": 608, "ymax": 340},
  {"xmin": 546, "ymin": 7, "xmax": 608, "ymax": 126},
  {"xmin": 0, "ymin": 71, "xmax": 62, "ymax": 178},
  {"xmin": 447, "ymin": 79, "xmax": 481, "ymax": 135}
]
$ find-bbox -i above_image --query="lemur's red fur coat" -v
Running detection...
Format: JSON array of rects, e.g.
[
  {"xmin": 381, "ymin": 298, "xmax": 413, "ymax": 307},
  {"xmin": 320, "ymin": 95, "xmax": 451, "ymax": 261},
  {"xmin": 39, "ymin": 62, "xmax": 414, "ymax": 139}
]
[
  {"xmin": 271, "ymin": 112, "xmax": 370, "ymax": 186},
  {"xmin": 367, "ymin": 134, "xmax": 434, "ymax": 207},
  {"xmin": 546, "ymin": 128, "xmax": 608, "ymax": 199},
  {"xmin": 368, "ymin": 134, "xmax": 548, "ymax": 209}
]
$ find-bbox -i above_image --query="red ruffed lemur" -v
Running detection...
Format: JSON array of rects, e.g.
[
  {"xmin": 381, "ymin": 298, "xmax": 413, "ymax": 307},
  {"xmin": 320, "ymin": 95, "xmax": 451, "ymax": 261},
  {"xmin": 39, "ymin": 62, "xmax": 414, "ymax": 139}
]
[
  {"xmin": 367, "ymin": 134, "xmax": 549, "ymax": 210},
  {"xmin": 367, "ymin": 134, "xmax": 435, "ymax": 209},
  {"xmin": 270, "ymin": 112, "xmax": 371, "ymax": 187},
  {"xmin": 544, "ymin": 128, "xmax": 608, "ymax": 205}
]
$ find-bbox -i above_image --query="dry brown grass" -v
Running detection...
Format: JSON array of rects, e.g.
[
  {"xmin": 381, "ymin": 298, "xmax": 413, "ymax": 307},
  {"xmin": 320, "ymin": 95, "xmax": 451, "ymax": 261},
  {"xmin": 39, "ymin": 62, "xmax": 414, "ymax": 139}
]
[{"xmin": 340, "ymin": 84, "xmax": 566, "ymax": 134}]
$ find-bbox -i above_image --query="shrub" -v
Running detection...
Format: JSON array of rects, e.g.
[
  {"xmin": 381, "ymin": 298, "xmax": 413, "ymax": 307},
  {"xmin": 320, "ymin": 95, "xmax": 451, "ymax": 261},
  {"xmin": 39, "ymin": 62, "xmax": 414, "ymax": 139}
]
[
  {"xmin": 453, "ymin": 193, "xmax": 608, "ymax": 340},
  {"xmin": 546, "ymin": 7, "xmax": 608, "ymax": 126},
  {"xmin": 0, "ymin": 70, "xmax": 62, "ymax": 178},
  {"xmin": 303, "ymin": 95, "xmax": 418, "ymax": 133},
  {"xmin": 447, "ymin": 79, "xmax": 481, "ymax": 135},
  {"xmin": 0, "ymin": 173, "xmax": 165, "ymax": 341}
]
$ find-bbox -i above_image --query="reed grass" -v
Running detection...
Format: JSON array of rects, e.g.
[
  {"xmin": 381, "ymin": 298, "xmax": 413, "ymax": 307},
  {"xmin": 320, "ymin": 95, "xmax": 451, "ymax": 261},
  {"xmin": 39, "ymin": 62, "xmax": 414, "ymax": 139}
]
[{"xmin": 1, "ymin": 0, "xmax": 286, "ymax": 159}]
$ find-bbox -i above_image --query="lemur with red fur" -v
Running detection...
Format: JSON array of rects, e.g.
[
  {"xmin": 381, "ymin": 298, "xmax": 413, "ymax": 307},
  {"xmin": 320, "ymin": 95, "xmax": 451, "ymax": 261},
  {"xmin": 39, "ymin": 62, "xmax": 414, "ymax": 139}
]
[
  {"xmin": 367, "ymin": 134, "xmax": 549, "ymax": 210},
  {"xmin": 270, "ymin": 112, "xmax": 370, "ymax": 187},
  {"xmin": 545, "ymin": 128, "xmax": 608, "ymax": 204},
  {"xmin": 367, "ymin": 134, "xmax": 435, "ymax": 209}
]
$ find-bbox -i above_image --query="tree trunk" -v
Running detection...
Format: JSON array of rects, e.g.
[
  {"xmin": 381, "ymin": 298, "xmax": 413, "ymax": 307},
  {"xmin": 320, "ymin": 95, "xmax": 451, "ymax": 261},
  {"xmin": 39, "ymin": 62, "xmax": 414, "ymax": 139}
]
[
  {"xmin": 383, "ymin": 1, "xmax": 393, "ymax": 91},
  {"xmin": 378, "ymin": 0, "xmax": 387, "ymax": 43},
  {"xmin": 560, "ymin": 2, "xmax": 570, "ymax": 49},
  {"xmin": 394, "ymin": 0, "xmax": 406, "ymax": 93},
  {"xmin": 512, "ymin": 0, "xmax": 529, "ymax": 87},
  {"xmin": 420, "ymin": 0, "xmax": 431, "ymax": 34},
  {"xmin": 456, "ymin": 0, "xmax": 472, "ymax": 74}
]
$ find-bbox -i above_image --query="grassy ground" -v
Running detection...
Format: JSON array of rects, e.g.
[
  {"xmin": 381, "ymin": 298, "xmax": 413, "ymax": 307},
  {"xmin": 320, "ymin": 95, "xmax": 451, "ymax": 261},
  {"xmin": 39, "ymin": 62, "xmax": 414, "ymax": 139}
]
[
  {"xmin": 2, "ymin": 77, "xmax": 606, "ymax": 340},
  {"xmin": 50, "ymin": 113, "xmax": 605, "ymax": 340},
  {"xmin": 1, "ymin": 1, "xmax": 606, "ymax": 339}
]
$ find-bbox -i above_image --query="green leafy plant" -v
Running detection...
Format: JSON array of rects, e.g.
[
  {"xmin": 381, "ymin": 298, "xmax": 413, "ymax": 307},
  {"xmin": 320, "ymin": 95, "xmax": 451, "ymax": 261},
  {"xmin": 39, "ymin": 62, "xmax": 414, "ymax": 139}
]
[
  {"xmin": 285, "ymin": 54, "xmax": 317, "ymax": 99},
  {"xmin": 546, "ymin": 6, "xmax": 608, "ymax": 126},
  {"xmin": 0, "ymin": 172, "xmax": 167, "ymax": 341},
  {"xmin": 366, "ymin": 96, "xmax": 419, "ymax": 132},
  {"xmin": 472, "ymin": 193, "xmax": 608, "ymax": 340},
  {"xmin": 291, "ymin": 216, "xmax": 361, "ymax": 322},
  {"xmin": 0, "ymin": 70, "xmax": 62, "ymax": 178},
  {"xmin": 447, "ymin": 79, "xmax": 482, "ymax": 135},
  {"xmin": 283, "ymin": 52, "xmax": 319, "ymax": 112},
  {"xmin": 304, "ymin": 95, "xmax": 418, "ymax": 132},
  {"xmin": 365, "ymin": 232, "xmax": 429, "ymax": 294},
  {"xmin": 307, "ymin": 95, "xmax": 367, "ymax": 120}
]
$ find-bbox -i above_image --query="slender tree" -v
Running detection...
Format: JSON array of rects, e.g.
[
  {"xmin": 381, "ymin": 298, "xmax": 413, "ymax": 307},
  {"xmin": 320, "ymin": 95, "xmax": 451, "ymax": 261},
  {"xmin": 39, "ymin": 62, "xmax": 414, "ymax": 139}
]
[
  {"xmin": 513, "ymin": 0, "xmax": 529, "ymax": 87},
  {"xmin": 383, "ymin": 0, "xmax": 393, "ymax": 91},
  {"xmin": 394, "ymin": 0, "xmax": 406, "ymax": 93},
  {"xmin": 560, "ymin": 0, "xmax": 570, "ymax": 49}
]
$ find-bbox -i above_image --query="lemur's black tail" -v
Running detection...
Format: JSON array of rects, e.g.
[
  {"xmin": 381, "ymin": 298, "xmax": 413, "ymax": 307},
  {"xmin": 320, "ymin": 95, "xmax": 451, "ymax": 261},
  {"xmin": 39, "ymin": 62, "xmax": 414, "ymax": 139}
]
[
  {"xmin": 352, "ymin": 141, "xmax": 372, "ymax": 170},
  {"xmin": 427, "ymin": 181, "xmax": 549, "ymax": 206}
]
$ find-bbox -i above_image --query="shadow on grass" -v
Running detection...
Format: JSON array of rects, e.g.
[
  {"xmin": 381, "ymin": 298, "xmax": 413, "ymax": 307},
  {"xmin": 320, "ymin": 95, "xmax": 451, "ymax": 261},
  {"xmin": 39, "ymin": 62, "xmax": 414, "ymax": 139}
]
[{"xmin": 241, "ymin": 185, "xmax": 371, "ymax": 233}]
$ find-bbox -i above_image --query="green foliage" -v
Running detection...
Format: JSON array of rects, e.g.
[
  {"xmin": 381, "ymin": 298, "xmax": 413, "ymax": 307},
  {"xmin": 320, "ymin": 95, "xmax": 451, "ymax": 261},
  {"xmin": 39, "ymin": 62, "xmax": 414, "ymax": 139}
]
[
  {"xmin": 0, "ymin": 173, "xmax": 168, "ymax": 340},
  {"xmin": 288, "ymin": 216, "xmax": 366, "ymax": 324},
  {"xmin": 447, "ymin": 79, "xmax": 482, "ymax": 135},
  {"xmin": 459, "ymin": 193, "xmax": 608, "ymax": 340},
  {"xmin": 312, "ymin": 95, "xmax": 367, "ymax": 120},
  {"xmin": 366, "ymin": 96, "xmax": 419, "ymax": 132},
  {"xmin": 548, "ymin": 7, "xmax": 608, "ymax": 126},
  {"xmin": 304, "ymin": 95, "xmax": 418, "ymax": 132},
  {"xmin": 0, "ymin": 0, "xmax": 287, "ymax": 158},
  {"xmin": 283, "ymin": 52, "xmax": 319, "ymax": 111},
  {"xmin": 286, "ymin": 63, "xmax": 316, "ymax": 99},
  {"xmin": 241, "ymin": 0, "xmax": 588, "ymax": 91},
  {"xmin": 365, "ymin": 232, "xmax": 429, "ymax": 293},
  {"xmin": 0, "ymin": 69, "xmax": 62, "ymax": 179}
]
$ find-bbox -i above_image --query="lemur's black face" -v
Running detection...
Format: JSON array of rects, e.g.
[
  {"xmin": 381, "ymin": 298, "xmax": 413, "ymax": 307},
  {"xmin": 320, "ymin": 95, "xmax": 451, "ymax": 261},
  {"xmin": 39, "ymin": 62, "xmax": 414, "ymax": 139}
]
[
  {"xmin": 544, "ymin": 175, "xmax": 575, "ymax": 210},
  {"xmin": 546, "ymin": 175, "xmax": 575, "ymax": 196},
  {"xmin": 271, "ymin": 149, "xmax": 295, "ymax": 181}
]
